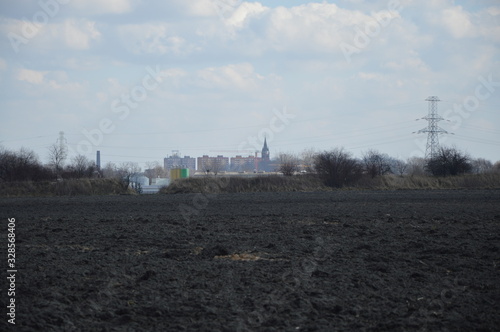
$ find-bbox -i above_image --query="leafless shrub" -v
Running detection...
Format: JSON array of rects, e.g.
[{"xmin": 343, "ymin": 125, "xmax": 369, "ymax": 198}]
[
  {"xmin": 391, "ymin": 159, "xmax": 408, "ymax": 176},
  {"xmin": 0, "ymin": 147, "xmax": 53, "ymax": 182},
  {"xmin": 0, "ymin": 178, "xmax": 128, "ymax": 197},
  {"xmin": 101, "ymin": 161, "xmax": 141, "ymax": 189},
  {"xmin": 300, "ymin": 148, "xmax": 317, "ymax": 173},
  {"xmin": 494, "ymin": 161, "xmax": 500, "ymax": 173},
  {"xmin": 144, "ymin": 161, "xmax": 167, "ymax": 185},
  {"xmin": 426, "ymin": 146, "xmax": 472, "ymax": 176},
  {"xmin": 203, "ymin": 158, "xmax": 227, "ymax": 176},
  {"xmin": 102, "ymin": 162, "xmax": 118, "ymax": 178},
  {"xmin": 47, "ymin": 143, "xmax": 67, "ymax": 176},
  {"xmin": 63, "ymin": 155, "xmax": 97, "ymax": 179},
  {"xmin": 314, "ymin": 148, "xmax": 363, "ymax": 188},
  {"xmin": 160, "ymin": 174, "xmax": 325, "ymax": 194},
  {"xmin": 407, "ymin": 157, "xmax": 426, "ymax": 176},
  {"xmin": 350, "ymin": 173, "xmax": 500, "ymax": 190},
  {"xmin": 277, "ymin": 153, "xmax": 299, "ymax": 176},
  {"xmin": 116, "ymin": 162, "xmax": 141, "ymax": 189},
  {"xmin": 471, "ymin": 158, "xmax": 493, "ymax": 174},
  {"xmin": 362, "ymin": 149, "xmax": 392, "ymax": 178}
]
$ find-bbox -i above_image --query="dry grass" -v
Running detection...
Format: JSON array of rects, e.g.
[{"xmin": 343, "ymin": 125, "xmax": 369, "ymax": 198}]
[
  {"xmin": 160, "ymin": 174, "xmax": 327, "ymax": 194},
  {"xmin": 4, "ymin": 173, "xmax": 497, "ymax": 197},
  {"xmin": 214, "ymin": 251, "xmax": 287, "ymax": 261},
  {"xmin": 215, "ymin": 253, "xmax": 264, "ymax": 261},
  {"xmin": 160, "ymin": 173, "xmax": 500, "ymax": 194},
  {"xmin": 351, "ymin": 173, "xmax": 500, "ymax": 190},
  {"xmin": 0, "ymin": 178, "xmax": 130, "ymax": 197}
]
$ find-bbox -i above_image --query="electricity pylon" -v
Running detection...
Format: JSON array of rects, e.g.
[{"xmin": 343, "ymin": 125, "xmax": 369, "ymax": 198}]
[{"xmin": 417, "ymin": 96, "xmax": 448, "ymax": 160}]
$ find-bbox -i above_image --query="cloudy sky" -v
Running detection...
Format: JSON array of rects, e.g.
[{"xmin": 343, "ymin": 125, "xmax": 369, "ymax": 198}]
[{"xmin": 1, "ymin": 0, "xmax": 499, "ymax": 169}]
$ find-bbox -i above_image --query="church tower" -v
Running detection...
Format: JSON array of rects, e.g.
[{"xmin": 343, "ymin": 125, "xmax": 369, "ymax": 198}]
[{"xmin": 261, "ymin": 137, "xmax": 270, "ymax": 161}]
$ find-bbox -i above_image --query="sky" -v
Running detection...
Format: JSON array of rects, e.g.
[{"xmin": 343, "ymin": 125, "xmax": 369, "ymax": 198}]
[{"xmin": 0, "ymin": 0, "xmax": 499, "ymax": 170}]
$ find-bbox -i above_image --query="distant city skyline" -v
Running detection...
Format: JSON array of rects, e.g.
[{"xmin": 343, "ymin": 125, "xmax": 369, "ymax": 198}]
[{"xmin": 163, "ymin": 137, "xmax": 272, "ymax": 172}]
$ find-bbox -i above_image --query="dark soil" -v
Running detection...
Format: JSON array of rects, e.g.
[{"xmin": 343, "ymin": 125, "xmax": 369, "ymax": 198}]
[{"xmin": 1, "ymin": 190, "xmax": 499, "ymax": 331}]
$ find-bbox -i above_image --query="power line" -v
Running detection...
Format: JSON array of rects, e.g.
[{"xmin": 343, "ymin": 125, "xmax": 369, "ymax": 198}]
[{"xmin": 452, "ymin": 134, "xmax": 500, "ymax": 146}]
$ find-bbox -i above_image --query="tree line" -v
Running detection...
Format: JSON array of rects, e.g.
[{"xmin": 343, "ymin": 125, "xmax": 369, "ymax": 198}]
[
  {"xmin": 0, "ymin": 144, "xmax": 98, "ymax": 182},
  {"xmin": 1, "ymin": 143, "xmax": 499, "ymax": 190},
  {"xmin": 276, "ymin": 146, "xmax": 499, "ymax": 187},
  {"xmin": 0, "ymin": 144, "xmax": 170, "ymax": 192}
]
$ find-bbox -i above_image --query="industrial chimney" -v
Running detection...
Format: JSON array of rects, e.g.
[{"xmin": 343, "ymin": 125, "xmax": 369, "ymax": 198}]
[{"xmin": 96, "ymin": 151, "xmax": 101, "ymax": 170}]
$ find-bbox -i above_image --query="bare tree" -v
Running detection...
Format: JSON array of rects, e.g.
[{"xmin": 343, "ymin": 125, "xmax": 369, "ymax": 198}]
[
  {"xmin": 314, "ymin": 148, "xmax": 362, "ymax": 187},
  {"xmin": 277, "ymin": 153, "xmax": 299, "ymax": 176},
  {"xmin": 117, "ymin": 162, "xmax": 141, "ymax": 189},
  {"xmin": 406, "ymin": 157, "xmax": 426, "ymax": 176},
  {"xmin": 144, "ymin": 162, "xmax": 169, "ymax": 184},
  {"xmin": 0, "ymin": 147, "xmax": 51, "ymax": 181},
  {"xmin": 47, "ymin": 143, "xmax": 67, "ymax": 177},
  {"xmin": 154, "ymin": 165, "xmax": 168, "ymax": 178},
  {"xmin": 494, "ymin": 161, "xmax": 500, "ymax": 173},
  {"xmin": 426, "ymin": 146, "xmax": 472, "ymax": 176},
  {"xmin": 144, "ymin": 161, "xmax": 159, "ymax": 185},
  {"xmin": 471, "ymin": 158, "xmax": 493, "ymax": 174},
  {"xmin": 362, "ymin": 149, "xmax": 391, "ymax": 178},
  {"xmin": 67, "ymin": 155, "xmax": 96, "ymax": 178},
  {"xmin": 300, "ymin": 148, "xmax": 317, "ymax": 173},
  {"xmin": 102, "ymin": 162, "xmax": 118, "ymax": 179},
  {"xmin": 204, "ymin": 159, "xmax": 225, "ymax": 177},
  {"xmin": 392, "ymin": 159, "xmax": 408, "ymax": 176}
]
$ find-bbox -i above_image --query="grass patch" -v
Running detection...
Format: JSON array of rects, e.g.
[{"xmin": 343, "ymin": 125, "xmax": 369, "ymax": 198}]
[
  {"xmin": 0, "ymin": 178, "xmax": 130, "ymax": 197},
  {"xmin": 160, "ymin": 174, "xmax": 327, "ymax": 194},
  {"xmin": 351, "ymin": 173, "xmax": 500, "ymax": 190},
  {"xmin": 160, "ymin": 173, "xmax": 500, "ymax": 194}
]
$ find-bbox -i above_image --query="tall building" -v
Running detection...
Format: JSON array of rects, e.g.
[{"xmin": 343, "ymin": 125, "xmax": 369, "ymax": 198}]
[
  {"xmin": 164, "ymin": 151, "xmax": 196, "ymax": 176},
  {"xmin": 197, "ymin": 155, "xmax": 229, "ymax": 173},
  {"xmin": 230, "ymin": 155, "xmax": 258, "ymax": 172}
]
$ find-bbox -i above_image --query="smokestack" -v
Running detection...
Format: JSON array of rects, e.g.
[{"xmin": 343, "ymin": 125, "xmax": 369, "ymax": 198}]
[{"xmin": 96, "ymin": 151, "xmax": 101, "ymax": 170}]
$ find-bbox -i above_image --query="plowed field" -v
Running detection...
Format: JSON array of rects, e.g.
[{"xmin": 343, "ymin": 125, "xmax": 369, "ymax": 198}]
[{"xmin": 1, "ymin": 190, "xmax": 499, "ymax": 331}]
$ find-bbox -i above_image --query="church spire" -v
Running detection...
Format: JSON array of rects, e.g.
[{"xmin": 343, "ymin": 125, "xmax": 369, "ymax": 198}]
[{"xmin": 261, "ymin": 136, "xmax": 270, "ymax": 161}]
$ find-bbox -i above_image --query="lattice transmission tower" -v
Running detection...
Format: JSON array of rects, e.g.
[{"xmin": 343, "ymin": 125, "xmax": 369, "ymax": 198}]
[
  {"xmin": 417, "ymin": 96, "xmax": 448, "ymax": 160},
  {"xmin": 57, "ymin": 131, "xmax": 67, "ymax": 155}
]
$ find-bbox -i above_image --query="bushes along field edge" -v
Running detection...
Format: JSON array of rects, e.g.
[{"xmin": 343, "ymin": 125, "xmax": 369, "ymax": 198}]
[
  {"xmin": 0, "ymin": 178, "xmax": 131, "ymax": 197},
  {"xmin": 1, "ymin": 173, "xmax": 499, "ymax": 197},
  {"xmin": 160, "ymin": 173, "xmax": 500, "ymax": 194}
]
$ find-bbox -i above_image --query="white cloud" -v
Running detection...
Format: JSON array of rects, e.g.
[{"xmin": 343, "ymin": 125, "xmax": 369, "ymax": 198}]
[
  {"xmin": 476, "ymin": 6, "xmax": 500, "ymax": 42},
  {"xmin": 62, "ymin": 20, "xmax": 101, "ymax": 50},
  {"xmin": 1, "ymin": 18, "xmax": 100, "ymax": 52},
  {"xmin": 160, "ymin": 68, "xmax": 188, "ymax": 87},
  {"xmin": 17, "ymin": 69, "xmax": 47, "ymax": 84},
  {"xmin": 197, "ymin": 63, "xmax": 265, "ymax": 91},
  {"xmin": 442, "ymin": 5, "xmax": 474, "ymax": 38},
  {"xmin": 15, "ymin": 68, "xmax": 86, "ymax": 96},
  {"xmin": 0, "ymin": 58, "xmax": 6, "ymax": 71},
  {"xmin": 437, "ymin": 4, "xmax": 500, "ymax": 42},
  {"xmin": 180, "ymin": 0, "xmax": 218, "ymax": 17},
  {"xmin": 106, "ymin": 78, "xmax": 128, "ymax": 96},
  {"xmin": 383, "ymin": 56, "xmax": 430, "ymax": 73},
  {"xmin": 208, "ymin": 2, "xmax": 406, "ymax": 56},
  {"xmin": 358, "ymin": 72, "xmax": 383, "ymax": 81},
  {"xmin": 96, "ymin": 92, "xmax": 107, "ymax": 103},
  {"xmin": 63, "ymin": 57, "xmax": 101, "ymax": 71},
  {"xmin": 161, "ymin": 68, "xmax": 188, "ymax": 78},
  {"xmin": 117, "ymin": 23, "xmax": 197, "ymax": 55},
  {"xmin": 225, "ymin": 2, "xmax": 268, "ymax": 29},
  {"xmin": 265, "ymin": 3, "xmax": 351, "ymax": 52},
  {"xmin": 69, "ymin": 0, "xmax": 134, "ymax": 15},
  {"xmin": 486, "ymin": 6, "xmax": 500, "ymax": 16}
]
